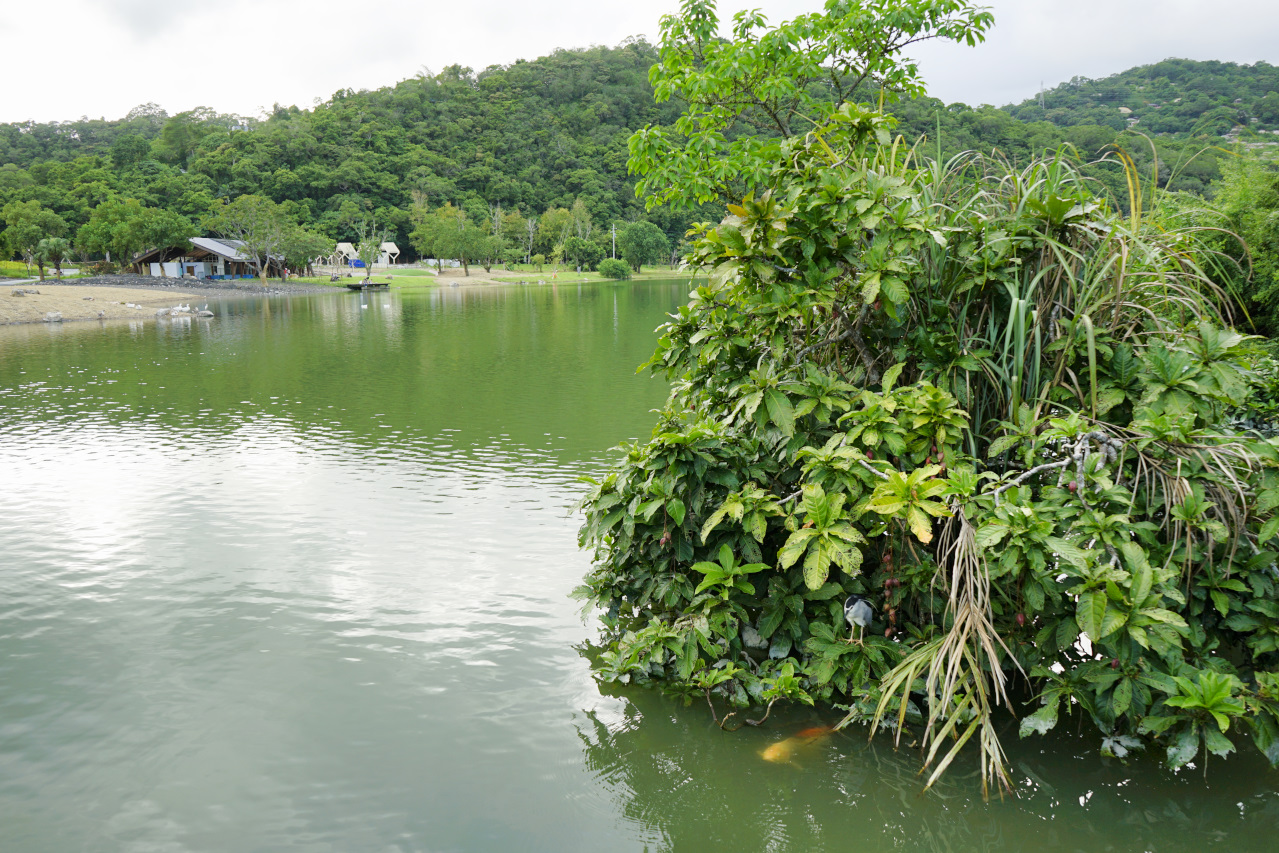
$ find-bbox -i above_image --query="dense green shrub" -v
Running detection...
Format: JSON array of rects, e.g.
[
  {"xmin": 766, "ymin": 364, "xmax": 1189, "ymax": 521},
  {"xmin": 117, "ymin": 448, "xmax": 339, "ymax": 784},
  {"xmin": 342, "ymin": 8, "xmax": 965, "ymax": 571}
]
[
  {"xmin": 577, "ymin": 1, "xmax": 1279, "ymax": 795},
  {"xmin": 598, "ymin": 258, "xmax": 632, "ymax": 280}
]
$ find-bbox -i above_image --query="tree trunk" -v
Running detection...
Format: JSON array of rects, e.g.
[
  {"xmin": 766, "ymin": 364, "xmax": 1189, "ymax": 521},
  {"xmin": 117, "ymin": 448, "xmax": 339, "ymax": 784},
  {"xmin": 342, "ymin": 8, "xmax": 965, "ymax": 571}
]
[{"xmin": 462, "ymin": 258, "xmax": 470, "ymax": 276}]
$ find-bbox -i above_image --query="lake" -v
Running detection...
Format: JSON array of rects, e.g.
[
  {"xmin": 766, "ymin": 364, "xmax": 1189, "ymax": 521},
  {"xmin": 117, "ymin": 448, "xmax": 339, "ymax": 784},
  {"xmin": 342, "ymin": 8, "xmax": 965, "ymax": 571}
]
[{"xmin": 1, "ymin": 281, "xmax": 1276, "ymax": 851}]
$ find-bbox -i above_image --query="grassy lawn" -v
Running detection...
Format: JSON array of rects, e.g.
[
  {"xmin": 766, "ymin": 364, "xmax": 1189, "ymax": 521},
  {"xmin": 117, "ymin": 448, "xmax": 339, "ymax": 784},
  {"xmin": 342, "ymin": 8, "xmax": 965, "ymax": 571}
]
[
  {"xmin": 489, "ymin": 264, "xmax": 694, "ymax": 281},
  {"xmin": 0, "ymin": 260, "xmax": 35, "ymax": 279},
  {"xmin": 0, "ymin": 260, "xmax": 91, "ymax": 280},
  {"xmin": 377, "ymin": 268, "xmax": 438, "ymax": 277},
  {"xmin": 289, "ymin": 275, "xmax": 393, "ymax": 287},
  {"xmin": 291, "ymin": 265, "xmax": 694, "ymax": 288}
]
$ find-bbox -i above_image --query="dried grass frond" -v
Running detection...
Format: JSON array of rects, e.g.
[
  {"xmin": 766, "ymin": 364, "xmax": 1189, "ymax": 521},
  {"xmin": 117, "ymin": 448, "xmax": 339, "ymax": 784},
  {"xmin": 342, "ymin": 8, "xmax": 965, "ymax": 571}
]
[{"xmin": 857, "ymin": 506, "xmax": 1020, "ymax": 799}]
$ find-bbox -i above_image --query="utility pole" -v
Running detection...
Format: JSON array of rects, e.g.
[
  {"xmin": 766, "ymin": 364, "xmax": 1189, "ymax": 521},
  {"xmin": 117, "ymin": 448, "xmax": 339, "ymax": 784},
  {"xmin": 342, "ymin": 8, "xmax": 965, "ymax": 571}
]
[{"xmin": 612, "ymin": 223, "xmax": 616, "ymax": 259}]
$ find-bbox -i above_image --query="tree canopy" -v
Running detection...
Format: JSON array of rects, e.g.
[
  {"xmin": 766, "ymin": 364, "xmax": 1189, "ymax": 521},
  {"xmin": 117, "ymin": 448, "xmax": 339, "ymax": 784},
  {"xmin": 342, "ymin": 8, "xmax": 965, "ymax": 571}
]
[
  {"xmin": 203, "ymin": 194, "xmax": 289, "ymax": 283},
  {"xmin": 0, "ymin": 42, "xmax": 692, "ymax": 261},
  {"xmin": 0, "ymin": 199, "xmax": 66, "ymax": 272},
  {"xmin": 618, "ymin": 220, "xmax": 669, "ymax": 273},
  {"xmin": 628, "ymin": 0, "xmax": 994, "ymax": 208}
]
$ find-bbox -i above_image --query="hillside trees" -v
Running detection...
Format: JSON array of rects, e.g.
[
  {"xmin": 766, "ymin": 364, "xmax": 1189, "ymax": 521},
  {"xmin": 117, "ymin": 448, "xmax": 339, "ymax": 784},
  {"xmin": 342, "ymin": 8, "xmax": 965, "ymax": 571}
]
[
  {"xmin": 1, "ymin": 200, "xmax": 67, "ymax": 272},
  {"xmin": 1005, "ymin": 58, "xmax": 1279, "ymax": 136},
  {"xmin": 1186, "ymin": 153, "xmax": 1279, "ymax": 336},
  {"xmin": 0, "ymin": 42, "xmax": 704, "ymax": 259},
  {"xmin": 155, "ymin": 108, "xmax": 254, "ymax": 170},
  {"xmin": 579, "ymin": 0, "xmax": 1279, "ymax": 796},
  {"xmin": 75, "ymin": 197, "xmax": 196, "ymax": 265},
  {"xmin": 4, "ymin": 37, "xmax": 1274, "ymax": 273}
]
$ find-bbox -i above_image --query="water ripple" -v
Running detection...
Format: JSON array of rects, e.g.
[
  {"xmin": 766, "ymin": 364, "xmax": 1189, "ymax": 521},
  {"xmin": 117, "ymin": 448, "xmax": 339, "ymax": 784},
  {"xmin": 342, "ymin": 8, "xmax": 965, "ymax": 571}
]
[{"xmin": 6, "ymin": 285, "xmax": 1272, "ymax": 852}]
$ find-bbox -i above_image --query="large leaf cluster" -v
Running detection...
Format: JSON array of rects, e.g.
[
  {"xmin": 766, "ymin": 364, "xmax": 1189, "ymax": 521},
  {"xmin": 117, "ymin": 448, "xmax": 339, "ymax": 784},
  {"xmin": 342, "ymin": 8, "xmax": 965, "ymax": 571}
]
[{"xmin": 579, "ymin": 98, "xmax": 1279, "ymax": 786}]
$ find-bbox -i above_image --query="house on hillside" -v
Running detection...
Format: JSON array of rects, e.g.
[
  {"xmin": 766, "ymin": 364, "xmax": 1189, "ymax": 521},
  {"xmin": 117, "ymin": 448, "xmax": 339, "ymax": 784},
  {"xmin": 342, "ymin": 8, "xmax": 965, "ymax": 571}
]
[{"xmin": 134, "ymin": 237, "xmax": 285, "ymax": 278}]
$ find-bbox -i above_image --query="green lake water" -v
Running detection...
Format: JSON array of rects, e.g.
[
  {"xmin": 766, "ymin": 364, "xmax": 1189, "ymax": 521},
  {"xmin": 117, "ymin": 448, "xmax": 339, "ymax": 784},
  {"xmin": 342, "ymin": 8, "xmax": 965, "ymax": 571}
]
[{"xmin": 1, "ymin": 281, "xmax": 1276, "ymax": 851}]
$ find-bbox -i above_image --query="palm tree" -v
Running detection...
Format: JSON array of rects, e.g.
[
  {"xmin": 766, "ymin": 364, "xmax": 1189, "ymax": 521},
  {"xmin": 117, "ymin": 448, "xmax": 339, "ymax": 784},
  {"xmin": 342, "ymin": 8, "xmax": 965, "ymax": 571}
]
[{"xmin": 32, "ymin": 237, "xmax": 73, "ymax": 281}]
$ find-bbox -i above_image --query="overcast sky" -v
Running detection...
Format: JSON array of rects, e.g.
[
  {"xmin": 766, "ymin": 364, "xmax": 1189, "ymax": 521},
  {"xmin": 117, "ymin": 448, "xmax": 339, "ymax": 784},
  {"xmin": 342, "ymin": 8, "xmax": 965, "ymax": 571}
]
[{"xmin": 5, "ymin": 1, "xmax": 1279, "ymax": 124}]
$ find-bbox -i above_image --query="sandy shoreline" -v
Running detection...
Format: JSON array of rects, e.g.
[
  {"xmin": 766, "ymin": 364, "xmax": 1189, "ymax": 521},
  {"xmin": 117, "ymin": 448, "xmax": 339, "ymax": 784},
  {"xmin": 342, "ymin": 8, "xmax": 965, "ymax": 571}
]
[
  {"xmin": 0, "ymin": 268, "xmax": 686, "ymax": 325},
  {"xmin": 0, "ymin": 275, "xmax": 329, "ymax": 326},
  {"xmin": 1, "ymin": 284, "xmax": 207, "ymax": 325}
]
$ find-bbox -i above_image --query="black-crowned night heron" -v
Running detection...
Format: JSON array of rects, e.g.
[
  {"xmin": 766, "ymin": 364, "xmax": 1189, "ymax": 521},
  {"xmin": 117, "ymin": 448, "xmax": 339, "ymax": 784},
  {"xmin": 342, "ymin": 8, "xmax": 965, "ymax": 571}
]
[{"xmin": 844, "ymin": 594, "xmax": 874, "ymax": 644}]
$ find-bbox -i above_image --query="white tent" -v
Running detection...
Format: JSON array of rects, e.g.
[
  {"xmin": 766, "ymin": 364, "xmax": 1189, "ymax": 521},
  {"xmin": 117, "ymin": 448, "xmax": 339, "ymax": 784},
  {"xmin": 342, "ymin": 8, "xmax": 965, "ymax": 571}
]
[{"xmin": 328, "ymin": 240, "xmax": 400, "ymax": 268}]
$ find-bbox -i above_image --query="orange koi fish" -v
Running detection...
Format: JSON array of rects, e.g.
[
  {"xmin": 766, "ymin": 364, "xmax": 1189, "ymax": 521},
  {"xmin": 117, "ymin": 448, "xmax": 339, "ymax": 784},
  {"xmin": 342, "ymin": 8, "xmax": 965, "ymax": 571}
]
[{"xmin": 759, "ymin": 725, "xmax": 835, "ymax": 764}]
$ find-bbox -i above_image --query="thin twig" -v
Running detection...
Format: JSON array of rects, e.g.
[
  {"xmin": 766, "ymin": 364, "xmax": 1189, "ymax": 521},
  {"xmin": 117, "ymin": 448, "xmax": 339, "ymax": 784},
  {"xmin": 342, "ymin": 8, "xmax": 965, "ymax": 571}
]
[
  {"xmin": 743, "ymin": 697, "xmax": 778, "ymax": 727},
  {"xmin": 705, "ymin": 689, "xmax": 720, "ymax": 725},
  {"xmin": 990, "ymin": 459, "xmax": 1070, "ymax": 504},
  {"xmin": 860, "ymin": 459, "xmax": 891, "ymax": 480}
]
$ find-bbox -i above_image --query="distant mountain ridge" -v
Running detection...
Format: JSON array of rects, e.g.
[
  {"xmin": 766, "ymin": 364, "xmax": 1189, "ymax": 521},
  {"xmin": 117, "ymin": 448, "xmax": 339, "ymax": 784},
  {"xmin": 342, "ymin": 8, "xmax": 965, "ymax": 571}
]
[
  {"xmin": 1001, "ymin": 58, "xmax": 1279, "ymax": 139},
  {"xmin": 2, "ymin": 52, "xmax": 1274, "ymax": 255}
]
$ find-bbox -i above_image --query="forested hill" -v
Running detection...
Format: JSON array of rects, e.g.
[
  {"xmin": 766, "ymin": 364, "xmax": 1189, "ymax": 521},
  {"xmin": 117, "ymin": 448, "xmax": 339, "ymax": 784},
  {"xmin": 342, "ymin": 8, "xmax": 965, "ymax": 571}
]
[
  {"xmin": 1002, "ymin": 58, "xmax": 1279, "ymax": 138},
  {"xmin": 0, "ymin": 41, "xmax": 689, "ymax": 250},
  {"xmin": 1, "ymin": 49, "xmax": 1275, "ymax": 256}
]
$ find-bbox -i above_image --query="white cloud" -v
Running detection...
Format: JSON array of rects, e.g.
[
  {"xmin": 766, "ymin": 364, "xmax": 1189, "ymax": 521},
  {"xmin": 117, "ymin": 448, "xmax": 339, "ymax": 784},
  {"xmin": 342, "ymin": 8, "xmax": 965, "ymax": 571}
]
[
  {"xmin": 105, "ymin": 0, "xmax": 213, "ymax": 37},
  {"xmin": 4, "ymin": 1, "xmax": 1279, "ymax": 124}
]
